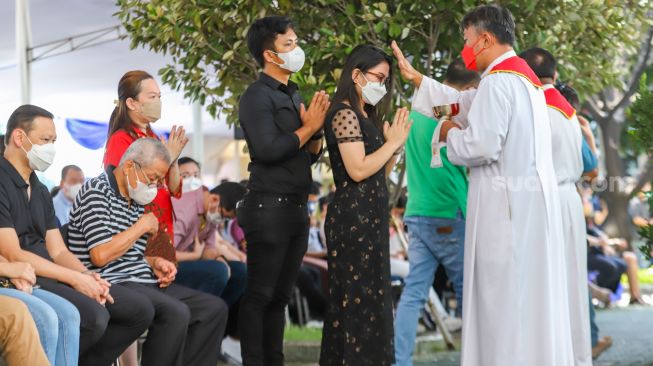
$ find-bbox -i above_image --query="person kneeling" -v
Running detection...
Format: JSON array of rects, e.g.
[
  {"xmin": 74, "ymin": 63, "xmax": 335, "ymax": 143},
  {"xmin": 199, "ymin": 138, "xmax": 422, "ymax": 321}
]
[{"xmin": 67, "ymin": 138, "xmax": 228, "ymax": 366}]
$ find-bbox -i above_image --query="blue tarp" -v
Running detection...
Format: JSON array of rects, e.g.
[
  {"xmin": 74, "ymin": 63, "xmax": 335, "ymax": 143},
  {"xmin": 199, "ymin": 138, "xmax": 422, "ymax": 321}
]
[{"xmin": 65, "ymin": 118, "xmax": 170, "ymax": 150}]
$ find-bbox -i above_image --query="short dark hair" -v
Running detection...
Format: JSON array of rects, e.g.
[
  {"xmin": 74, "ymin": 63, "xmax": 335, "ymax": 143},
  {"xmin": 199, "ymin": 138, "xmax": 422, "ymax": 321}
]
[
  {"xmin": 0, "ymin": 135, "xmax": 5, "ymax": 155},
  {"xmin": 461, "ymin": 4, "xmax": 516, "ymax": 46},
  {"xmin": 178, "ymin": 156, "xmax": 201, "ymax": 170},
  {"xmin": 556, "ymin": 82, "xmax": 580, "ymax": 110},
  {"xmin": 61, "ymin": 165, "xmax": 82, "ymax": 181},
  {"xmin": 210, "ymin": 182, "xmax": 247, "ymax": 211},
  {"xmin": 247, "ymin": 16, "xmax": 295, "ymax": 67},
  {"xmin": 309, "ymin": 181, "xmax": 321, "ymax": 196},
  {"xmin": 444, "ymin": 58, "xmax": 481, "ymax": 88},
  {"xmin": 520, "ymin": 47, "xmax": 556, "ymax": 79},
  {"xmin": 5, "ymin": 104, "xmax": 54, "ymax": 145}
]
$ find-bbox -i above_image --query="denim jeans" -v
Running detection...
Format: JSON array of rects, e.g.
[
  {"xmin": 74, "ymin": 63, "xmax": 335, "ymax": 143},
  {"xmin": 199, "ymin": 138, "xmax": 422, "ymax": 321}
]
[
  {"xmin": 176, "ymin": 259, "xmax": 247, "ymax": 307},
  {"xmin": 394, "ymin": 213, "xmax": 465, "ymax": 366},
  {"xmin": 0, "ymin": 287, "xmax": 80, "ymax": 366},
  {"xmin": 589, "ymin": 291, "xmax": 598, "ymax": 347}
]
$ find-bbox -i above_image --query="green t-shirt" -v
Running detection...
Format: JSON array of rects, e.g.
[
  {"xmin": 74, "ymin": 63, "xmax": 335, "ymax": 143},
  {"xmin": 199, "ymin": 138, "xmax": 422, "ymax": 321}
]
[{"xmin": 405, "ymin": 111, "xmax": 468, "ymax": 219}]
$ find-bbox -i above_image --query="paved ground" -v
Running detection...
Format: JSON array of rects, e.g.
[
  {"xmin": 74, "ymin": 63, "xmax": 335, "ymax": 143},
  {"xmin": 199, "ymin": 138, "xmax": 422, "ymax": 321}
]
[{"xmin": 412, "ymin": 305, "xmax": 653, "ymax": 366}]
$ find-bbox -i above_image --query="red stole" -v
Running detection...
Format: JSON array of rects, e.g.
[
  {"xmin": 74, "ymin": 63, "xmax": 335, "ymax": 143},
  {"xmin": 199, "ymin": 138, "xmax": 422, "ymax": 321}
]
[
  {"xmin": 488, "ymin": 56, "xmax": 543, "ymax": 89},
  {"xmin": 543, "ymin": 87, "xmax": 576, "ymax": 120}
]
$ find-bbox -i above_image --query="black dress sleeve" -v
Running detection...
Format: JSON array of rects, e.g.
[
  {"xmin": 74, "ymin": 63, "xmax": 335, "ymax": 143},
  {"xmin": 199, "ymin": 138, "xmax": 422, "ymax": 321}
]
[{"xmin": 331, "ymin": 109, "xmax": 363, "ymax": 144}]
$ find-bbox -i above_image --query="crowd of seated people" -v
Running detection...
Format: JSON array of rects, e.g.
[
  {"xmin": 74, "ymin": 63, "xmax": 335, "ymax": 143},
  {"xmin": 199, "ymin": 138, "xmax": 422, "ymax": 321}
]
[
  {"xmin": 0, "ymin": 101, "xmax": 242, "ymax": 365},
  {"xmin": 582, "ymin": 183, "xmax": 646, "ymax": 306},
  {"xmin": 0, "ymin": 87, "xmax": 650, "ymax": 366}
]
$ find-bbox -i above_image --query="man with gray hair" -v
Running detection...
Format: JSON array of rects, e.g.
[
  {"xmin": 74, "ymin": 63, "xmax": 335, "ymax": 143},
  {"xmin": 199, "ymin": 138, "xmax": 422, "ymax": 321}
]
[{"xmin": 68, "ymin": 137, "xmax": 228, "ymax": 366}]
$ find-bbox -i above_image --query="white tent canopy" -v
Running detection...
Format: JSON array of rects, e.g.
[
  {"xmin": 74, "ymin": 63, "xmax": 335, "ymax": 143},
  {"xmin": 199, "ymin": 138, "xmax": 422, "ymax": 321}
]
[{"xmin": 0, "ymin": 0, "xmax": 241, "ymax": 187}]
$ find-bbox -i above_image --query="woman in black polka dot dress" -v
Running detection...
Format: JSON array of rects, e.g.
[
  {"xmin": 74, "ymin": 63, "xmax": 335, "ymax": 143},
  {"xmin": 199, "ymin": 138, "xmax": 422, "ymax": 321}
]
[{"xmin": 319, "ymin": 45, "xmax": 411, "ymax": 366}]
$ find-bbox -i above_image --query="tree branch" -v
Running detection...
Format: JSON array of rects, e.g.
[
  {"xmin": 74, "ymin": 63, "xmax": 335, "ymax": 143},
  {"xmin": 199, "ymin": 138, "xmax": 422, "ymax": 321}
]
[
  {"xmin": 607, "ymin": 27, "xmax": 653, "ymax": 119},
  {"xmin": 583, "ymin": 96, "xmax": 608, "ymax": 122},
  {"xmin": 334, "ymin": 1, "xmax": 377, "ymax": 44}
]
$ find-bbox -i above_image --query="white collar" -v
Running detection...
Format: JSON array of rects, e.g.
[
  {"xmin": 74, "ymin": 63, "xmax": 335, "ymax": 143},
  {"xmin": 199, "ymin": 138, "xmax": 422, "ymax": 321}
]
[
  {"xmin": 543, "ymin": 83, "xmax": 555, "ymax": 90},
  {"xmin": 481, "ymin": 49, "xmax": 517, "ymax": 78}
]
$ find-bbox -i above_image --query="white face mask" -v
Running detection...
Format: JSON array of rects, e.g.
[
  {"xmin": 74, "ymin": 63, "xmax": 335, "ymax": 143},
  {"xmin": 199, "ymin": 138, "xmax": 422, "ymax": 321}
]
[
  {"xmin": 182, "ymin": 177, "xmax": 203, "ymax": 193},
  {"xmin": 64, "ymin": 183, "xmax": 83, "ymax": 202},
  {"xmin": 21, "ymin": 133, "xmax": 56, "ymax": 172},
  {"xmin": 360, "ymin": 73, "xmax": 387, "ymax": 106},
  {"xmin": 206, "ymin": 211, "xmax": 223, "ymax": 225},
  {"xmin": 271, "ymin": 46, "xmax": 305, "ymax": 73},
  {"xmin": 127, "ymin": 165, "xmax": 158, "ymax": 205}
]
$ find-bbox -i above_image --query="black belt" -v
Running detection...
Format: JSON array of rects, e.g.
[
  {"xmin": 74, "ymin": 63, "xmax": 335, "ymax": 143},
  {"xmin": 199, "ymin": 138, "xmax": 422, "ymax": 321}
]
[{"xmin": 237, "ymin": 192, "xmax": 306, "ymax": 209}]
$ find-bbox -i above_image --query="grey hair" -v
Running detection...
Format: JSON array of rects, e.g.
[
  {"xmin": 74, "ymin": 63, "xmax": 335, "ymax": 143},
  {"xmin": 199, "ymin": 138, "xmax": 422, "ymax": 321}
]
[{"xmin": 119, "ymin": 137, "xmax": 171, "ymax": 168}]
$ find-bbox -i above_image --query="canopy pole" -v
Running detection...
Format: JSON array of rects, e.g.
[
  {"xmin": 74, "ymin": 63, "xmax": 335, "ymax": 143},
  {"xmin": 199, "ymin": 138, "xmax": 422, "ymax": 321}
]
[
  {"xmin": 16, "ymin": 0, "xmax": 31, "ymax": 104},
  {"xmin": 192, "ymin": 101, "xmax": 204, "ymax": 167}
]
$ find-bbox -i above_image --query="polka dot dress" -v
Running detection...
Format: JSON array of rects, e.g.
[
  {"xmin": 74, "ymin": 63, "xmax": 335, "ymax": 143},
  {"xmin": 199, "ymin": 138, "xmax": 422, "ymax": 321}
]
[{"xmin": 319, "ymin": 103, "xmax": 394, "ymax": 366}]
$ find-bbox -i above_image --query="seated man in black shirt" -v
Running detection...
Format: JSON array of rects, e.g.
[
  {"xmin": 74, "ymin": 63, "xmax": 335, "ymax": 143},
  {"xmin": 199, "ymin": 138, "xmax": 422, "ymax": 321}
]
[
  {"xmin": 67, "ymin": 137, "xmax": 227, "ymax": 366},
  {"xmin": 237, "ymin": 16, "xmax": 329, "ymax": 365},
  {"xmin": 0, "ymin": 104, "xmax": 152, "ymax": 365}
]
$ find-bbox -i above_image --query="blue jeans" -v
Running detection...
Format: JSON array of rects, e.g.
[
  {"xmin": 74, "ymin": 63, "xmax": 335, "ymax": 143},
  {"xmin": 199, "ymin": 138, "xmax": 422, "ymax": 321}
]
[
  {"xmin": 0, "ymin": 288, "xmax": 80, "ymax": 366},
  {"xmin": 589, "ymin": 291, "xmax": 598, "ymax": 347},
  {"xmin": 394, "ymin": 213, "xmax": 465, "ymax": 366},
  {"xmin": 176, "ymin": 260, "xmax": 247, "ymax": 307}
]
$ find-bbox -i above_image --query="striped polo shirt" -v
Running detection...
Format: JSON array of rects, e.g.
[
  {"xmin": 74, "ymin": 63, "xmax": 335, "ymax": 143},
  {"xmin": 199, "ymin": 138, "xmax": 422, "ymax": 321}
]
[{"xmin": 67, "ymin": 167, "xmax": 157, "ymax": 284}]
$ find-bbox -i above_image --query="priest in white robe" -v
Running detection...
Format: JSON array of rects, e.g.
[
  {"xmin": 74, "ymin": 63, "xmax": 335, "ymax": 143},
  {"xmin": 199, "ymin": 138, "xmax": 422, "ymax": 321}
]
[
  {"xmin": 521, "ymin": 47, "xmax": 594, "ymax": 366},
  {"xmin": 392, "ymin": 4, "xmax": 573, "ymax": 366}
]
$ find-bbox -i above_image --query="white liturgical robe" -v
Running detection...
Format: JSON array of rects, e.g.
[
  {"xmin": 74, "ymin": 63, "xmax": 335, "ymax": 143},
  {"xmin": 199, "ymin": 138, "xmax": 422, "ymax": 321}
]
[
  {"xmin": 545, "ymin": 83, "xmax": 592, "ymax": 366},
  {"xmin": 412, "ymin": 50, "xmax": 574, "ymax": 366}
]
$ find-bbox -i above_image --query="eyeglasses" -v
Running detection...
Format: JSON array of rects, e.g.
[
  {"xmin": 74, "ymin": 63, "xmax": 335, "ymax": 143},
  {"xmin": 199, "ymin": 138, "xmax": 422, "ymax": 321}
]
[
  {"xmin": 365, "ymin": 71, "xmax": 390, "ymax": 86},
  {"xmin": 134, "ymin": 163, "xmax": 165, "ymax": 189}
]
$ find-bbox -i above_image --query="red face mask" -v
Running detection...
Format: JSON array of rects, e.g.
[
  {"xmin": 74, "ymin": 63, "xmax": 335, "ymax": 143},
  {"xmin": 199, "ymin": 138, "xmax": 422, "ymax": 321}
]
[{"xmin": 460, "ymin": 37, "xmax": 484, "ymax": 71}]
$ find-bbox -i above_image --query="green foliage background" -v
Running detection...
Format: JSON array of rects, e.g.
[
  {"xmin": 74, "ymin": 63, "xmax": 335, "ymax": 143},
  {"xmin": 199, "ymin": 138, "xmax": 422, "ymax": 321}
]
[{"xmin": 115, "ymin": 0, "xmax": 652, "ymax": 125}]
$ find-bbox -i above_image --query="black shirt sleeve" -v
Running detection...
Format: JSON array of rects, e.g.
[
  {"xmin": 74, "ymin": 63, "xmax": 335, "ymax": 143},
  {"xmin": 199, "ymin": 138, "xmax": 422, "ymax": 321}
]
[
  {"xmin": 0, "ymin": 184, "xmax": 14, "ymax": 229},
  {"xmin": 239, "ymin": 87, "xmax": 301, "ymax": 164},
  {"xmin": 41, "ymin": 185, "xmax": 59, "ymax": 231}
]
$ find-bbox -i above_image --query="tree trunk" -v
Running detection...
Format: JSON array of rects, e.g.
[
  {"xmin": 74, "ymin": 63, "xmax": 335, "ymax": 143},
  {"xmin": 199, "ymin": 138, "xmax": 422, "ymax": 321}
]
[{"xmin": 596, "ymin": 117, "xmax": 633, "ymax": 241}]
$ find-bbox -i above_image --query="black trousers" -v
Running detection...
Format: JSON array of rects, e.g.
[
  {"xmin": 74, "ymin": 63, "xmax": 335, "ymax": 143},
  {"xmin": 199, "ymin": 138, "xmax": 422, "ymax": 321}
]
[
  {"xmin": 588, "ymin": 247, "xmax": 628, "ymax": 292},
  {"xmin": 121, "ymin": 282, "xmax": 228, "ymax": 366},
  {"xmin": 237, "ymin": 197, "xmax": 309, "ymax": 366},
  {"xmin": 38, "ymin": 278, "xmax": 151, "ymax": 366}
]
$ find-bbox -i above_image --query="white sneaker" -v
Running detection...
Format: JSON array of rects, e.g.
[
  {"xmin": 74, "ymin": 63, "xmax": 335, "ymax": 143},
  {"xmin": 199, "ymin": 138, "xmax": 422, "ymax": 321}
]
[{"xmin": 221, "ymin": 336, "xmax": 242, "ymax": 364}]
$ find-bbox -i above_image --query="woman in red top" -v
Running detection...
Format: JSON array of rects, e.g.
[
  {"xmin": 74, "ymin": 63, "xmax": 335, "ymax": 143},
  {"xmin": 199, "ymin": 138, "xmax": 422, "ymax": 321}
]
[{"xmin": 104, "ymin": 70, "xmax": 188, "ymax": 263}]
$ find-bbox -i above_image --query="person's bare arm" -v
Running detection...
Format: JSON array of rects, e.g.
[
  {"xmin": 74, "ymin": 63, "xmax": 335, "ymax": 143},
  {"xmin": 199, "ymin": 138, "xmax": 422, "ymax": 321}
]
[
  {"xmin": 633, "ymin": 215, "xmax": 649, "ymax": 228},
  {"xmin": 338, "ymin": 108, "xmax": 411, "ymax": 182},
  {"xmin": 0, "ymin": 228, "xmax": 106, "ymax": 302},
  {"xmin": 305, "ymin": 251, "xmax": 327, "ymax": 259},
  {"xmin": 593, "ymin": 199, "xmax": 609, "ymax": 226},
  {"xmin": 163, "ymin": 125, "xmax": 189, "ymax": 196},
  {"xmin": 385, "ymin": 154, "xmax": 400, "ymax": 177},
  {"xmin": 1, "ymin": 228, "xmax": 80, "ymax": 284},
  {"xmin": 87, "ymin": 213, "xmax": 158, "ymax": 267},
  {"xmin": 307, "ymin": 139, "xmax": 323, "ymax": 155},
  {"xmin": 587, "ymin": 234, "xmax": 603, "ymax": 247},
  {"xmin": 177, "ymin": 236, "xmax": 206, "ymax": 262}
]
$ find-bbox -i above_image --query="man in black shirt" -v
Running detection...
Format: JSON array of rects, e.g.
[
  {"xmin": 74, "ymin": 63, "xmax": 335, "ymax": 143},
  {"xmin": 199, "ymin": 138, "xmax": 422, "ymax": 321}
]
[
  {"xmin": 0, "ymin": 105, "xmax": 152, "ymax": 365},
  {"xmin": 237, "ymin": 16, "xmax": 329, "ymax": 366}
]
